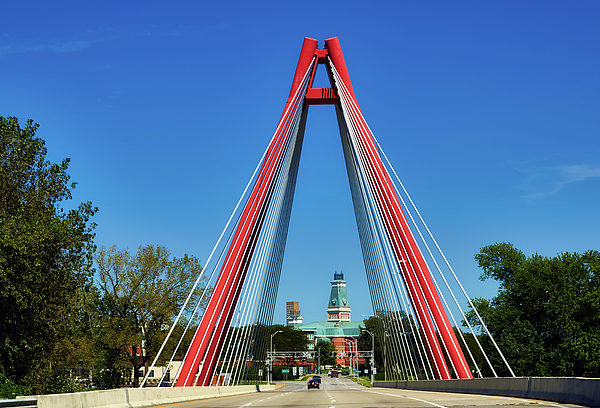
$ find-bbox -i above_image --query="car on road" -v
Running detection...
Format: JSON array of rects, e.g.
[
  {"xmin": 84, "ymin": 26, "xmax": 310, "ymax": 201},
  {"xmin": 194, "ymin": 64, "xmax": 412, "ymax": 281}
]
[
  {"xmin": 341, "ymin": 370, "xmax": 349, "ymax": 376},
  {"xmin": 307, "ymin": 379, "xmax": 320, "ymax": 389},
  {"xmin": 329, "ymin": 370, "xmax": 338, "ymax": 378},
  {"xmin": 312, "ymin": 375, "xmax": 322, "ymax": 384}
]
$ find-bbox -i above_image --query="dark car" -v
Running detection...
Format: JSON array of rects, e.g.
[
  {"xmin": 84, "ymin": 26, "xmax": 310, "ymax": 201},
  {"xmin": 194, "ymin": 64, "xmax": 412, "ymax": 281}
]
[
  {"xmin": 312, "ymin": 375, "xmax": 321, "ymax": 384},
  {"xmin": 341, "ymin": 370, "xmax": 349, "ymax": 376},
  {"xmin": 329, "ymin": 370, "xmax": 338, "ymax": 378},
  {"xmin": 307, "ymin": 379, "xmax": 320, "ymax": 389}
]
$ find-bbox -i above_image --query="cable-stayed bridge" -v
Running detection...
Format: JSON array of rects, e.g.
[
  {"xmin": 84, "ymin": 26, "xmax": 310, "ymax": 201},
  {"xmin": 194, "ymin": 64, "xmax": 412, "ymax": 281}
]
[{"xmin": 141, "ymin": 37, "xmax": 514, "ymax": 389}]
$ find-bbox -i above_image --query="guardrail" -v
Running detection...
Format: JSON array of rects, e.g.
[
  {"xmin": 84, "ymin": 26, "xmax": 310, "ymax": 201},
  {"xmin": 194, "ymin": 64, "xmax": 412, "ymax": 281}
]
[
  {"xmin": 0, "ymin": 398, "xmax": 37, "ymax": 408},
  {"xmin": 15, "ymin": 384, "xmax": 275, "ymax": 408},
  {"xmin": 374, "ymin": 377, "xmax": 600, "ymax": 407}
]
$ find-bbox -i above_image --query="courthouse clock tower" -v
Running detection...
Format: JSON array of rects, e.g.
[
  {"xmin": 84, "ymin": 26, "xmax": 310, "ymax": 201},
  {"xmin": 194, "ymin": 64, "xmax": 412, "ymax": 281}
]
[{"xmin": 327, "ymin": 272, "xmax": 351, "ymax": 323}]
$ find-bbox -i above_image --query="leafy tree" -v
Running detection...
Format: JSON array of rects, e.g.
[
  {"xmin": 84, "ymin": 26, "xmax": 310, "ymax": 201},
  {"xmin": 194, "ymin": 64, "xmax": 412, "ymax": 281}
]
[
  {"xmin": 95, "ymin": 244, "xmax": 207, "ymax": 387},
  {"xmin": 466, "ymin": 242, "xmax": 600, "ymax": 377},
  {"xmin": 359, "ymin": 313, "xmax": 427, "ymax": 379},
  {"xmin": 453, "ymin": 327, "xmax": 485, "ymax": 377},
  {"xmin": 270, "ymin": 325, "xmax": 308, "ymax": 352},
  {"xmin": 0, "ymin": 117, "xmax": 97, "ymax": 393},
  {"xmin": 0, "ymin": 371, "xmax": 30, "ymax": 399},
  {"xmin": 315, "ymin": 340, "xmax": 337, "ymax": 367},
  {"xmin": 358, "ymin": 317, "xmax": 383, "ymax": 372}
]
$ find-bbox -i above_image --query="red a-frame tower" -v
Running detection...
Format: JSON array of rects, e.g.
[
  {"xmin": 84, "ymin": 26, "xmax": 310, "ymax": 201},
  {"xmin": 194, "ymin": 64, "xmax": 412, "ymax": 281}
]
[{"xmin": 175, "ymin": 37, "xmax": 473, "ymax": 386}]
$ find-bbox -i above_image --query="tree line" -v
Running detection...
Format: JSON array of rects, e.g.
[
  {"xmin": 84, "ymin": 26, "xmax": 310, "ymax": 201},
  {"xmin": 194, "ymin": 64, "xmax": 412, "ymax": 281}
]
[
  {"xmin": 0, "ymin": 117, "xmax": 209, "ymax": 396},
  {"xmin": 466, "ymin": 242, "xmax": 600, "ymax": 377},
  {"xmin": 355, "ymin": 244, "xmax": 600, "ymax": 380}
]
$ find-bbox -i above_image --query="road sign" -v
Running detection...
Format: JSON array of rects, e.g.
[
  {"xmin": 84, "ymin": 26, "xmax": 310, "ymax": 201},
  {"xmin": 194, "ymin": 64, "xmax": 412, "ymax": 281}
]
[
  {"xmin": 259, "ymin": 369, "xmax": 263, "ymax": 377},
  {"xmin": 293, "ymin": 367, "xmax": 297, "ymax": 376},
  {"xmin": 281, "ymin": 369, "xmax": 289, "ymax": 373}
]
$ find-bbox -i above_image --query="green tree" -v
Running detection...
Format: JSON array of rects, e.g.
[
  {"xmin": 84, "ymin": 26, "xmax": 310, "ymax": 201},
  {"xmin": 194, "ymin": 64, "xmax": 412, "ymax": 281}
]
[
  {"xmin": 315, "ymin": 340, "xmax": 337, "ymax": 367},
  {"xmin": 358, "ymin": 317, "xmax": 383, "ymax": 372},
  {"xmin": 466, "ymin": 242, "xmax": 600, "ymax": 377},
  {"xmin": 0, "ymin": 371, "xmax": 29, "ymax": 399},
  {"xmin": 270, "ymin": 325, "xmax": 308, "ymax": 352},
  {"xmin": 453, "ymin": 327, "xmax": 485, "ymax": 377},
  {"xmin": 359, "ymin": 313, "xmax": 427, "ymax": 380},
  {"xmin": 95, "ymin": 244, "xmax": 208, "ymax": 387},
  {"xmin": 0, "ymin": 117, "xmax": 97, "ymax": 393}
]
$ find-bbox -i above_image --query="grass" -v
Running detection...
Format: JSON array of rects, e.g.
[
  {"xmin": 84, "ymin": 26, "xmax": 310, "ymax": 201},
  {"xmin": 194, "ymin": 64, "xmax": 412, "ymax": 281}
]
[{"xmin": 348, "ymin": 376, "xmax": 373, "ymax": 387}]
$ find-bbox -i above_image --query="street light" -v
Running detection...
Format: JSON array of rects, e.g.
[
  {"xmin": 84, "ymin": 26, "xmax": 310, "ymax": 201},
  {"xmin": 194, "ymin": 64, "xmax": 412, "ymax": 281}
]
[
  {"xmin": 362, "ymin": 329, "xmax": 375, "ymax": 385},
  {"xmin": 269, "ymin": 330, "xmax": 282, "ymax": 384},
  {"xmin": 344, "ymin": 339, "xmax": 357, "ymax": 377},
  {"xmin": 362, "ymin": 314, "xmax": 387, "ymax": 381}
]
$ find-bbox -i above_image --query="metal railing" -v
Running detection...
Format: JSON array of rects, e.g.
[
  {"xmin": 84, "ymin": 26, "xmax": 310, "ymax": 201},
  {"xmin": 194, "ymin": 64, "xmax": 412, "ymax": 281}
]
[{"xmin": 0, "ymin": 398, "xmax": 37, "ymax": 408}]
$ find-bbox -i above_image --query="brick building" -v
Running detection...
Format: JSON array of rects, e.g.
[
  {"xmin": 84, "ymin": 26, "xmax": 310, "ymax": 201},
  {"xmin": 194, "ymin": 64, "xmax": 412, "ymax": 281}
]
[{"xmin": 296, "ymin": 272, "xmax": 365, "ymax": 367}]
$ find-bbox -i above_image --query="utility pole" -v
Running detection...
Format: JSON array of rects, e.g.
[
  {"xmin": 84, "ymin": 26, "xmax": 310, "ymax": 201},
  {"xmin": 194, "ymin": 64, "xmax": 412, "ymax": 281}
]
[
  {"xmin": 269, "ymin": 330, "xmax": 282, "ymax": 384},
  {"xmin": 344, "ymin": 339, "xmax": 354, "ymax": 377},
  {"xmin": 317, "ymin": 347, "xmax": 321, "ymax": 374},
  {"xmin": 362, "ymin": 329, "xmax": 375, "ymax": 384},
  {"xmin": 382, "ymin": 319, "xmax": 387, "ymax": 381}
]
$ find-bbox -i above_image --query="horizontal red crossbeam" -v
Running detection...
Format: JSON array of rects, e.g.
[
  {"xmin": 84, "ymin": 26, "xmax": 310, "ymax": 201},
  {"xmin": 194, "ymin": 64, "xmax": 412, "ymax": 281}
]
[{"xmin": 305, "ymin": 87, "xmax": 339, "ymax": 105}]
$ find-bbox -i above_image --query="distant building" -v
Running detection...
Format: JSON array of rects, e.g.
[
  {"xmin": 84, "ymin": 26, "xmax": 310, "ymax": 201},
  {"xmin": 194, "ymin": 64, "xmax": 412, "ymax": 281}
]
[
  {"xmin": 295, "ymin": 272, "xmax": 364, "ymax": 367},
  {"xmin": 328, "ymin": 272, "xmax": 351, "ymax": 322},
  {"xmin": 286, "ymin": 301, "xmax": 303, "ymax": 326}
]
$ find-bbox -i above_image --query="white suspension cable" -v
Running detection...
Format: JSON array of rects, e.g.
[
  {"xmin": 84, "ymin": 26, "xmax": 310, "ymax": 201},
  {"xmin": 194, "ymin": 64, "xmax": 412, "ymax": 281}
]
[
  {"xmin": 140, "ymin": 127, "xmax": 273, "ymax": 388},
  {"xmin": 334, "ymin": 70, "xmax": 431, "ymax": 380},
  {"xmin": 331, "ymin": 60, "xmax": 454, "ymax": 380},
  {"xmin": 182, "ymin": 60, "xmax": 315, "ymax": 387},
  {"xmin": 373, "ymin": 135, "xmax": 510, "ymax": 377}
]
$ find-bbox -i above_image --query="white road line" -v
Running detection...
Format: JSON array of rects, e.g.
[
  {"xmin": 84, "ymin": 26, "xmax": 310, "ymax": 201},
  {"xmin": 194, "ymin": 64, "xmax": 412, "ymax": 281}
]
[
  {"xmin": 363, "ymin": 385, "xmax": 575, "ymax": 408},
  {"xmin": 363, "ymin": 389, "xmax": 449, "ymax": 408},
  {"xmin": 237, "ymin": 387, "xmax": 286, "ymax": 408},
  {"xmin": 328, "ymin": 378, "xmax": 577, "ymax": 408}
]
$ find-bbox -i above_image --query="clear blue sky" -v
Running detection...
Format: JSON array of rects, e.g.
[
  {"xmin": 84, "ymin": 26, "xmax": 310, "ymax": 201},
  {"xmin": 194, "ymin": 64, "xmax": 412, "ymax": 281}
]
[{"xmin": 2, "ymin": 1, "xmax": 599, "ymax": 325}]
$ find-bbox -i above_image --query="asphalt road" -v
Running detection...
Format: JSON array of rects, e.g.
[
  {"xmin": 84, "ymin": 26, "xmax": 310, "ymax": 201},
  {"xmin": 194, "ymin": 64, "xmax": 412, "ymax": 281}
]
[{"xmin": 150, "ymin": 376, "xmax": 587, "ymax": 408}]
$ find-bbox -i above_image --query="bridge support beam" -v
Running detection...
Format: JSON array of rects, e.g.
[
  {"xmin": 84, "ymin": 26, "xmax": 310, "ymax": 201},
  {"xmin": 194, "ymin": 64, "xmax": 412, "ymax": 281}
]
[{"xmin": 177, "ymin": 37, "xmax": 472, "ymax": 386}]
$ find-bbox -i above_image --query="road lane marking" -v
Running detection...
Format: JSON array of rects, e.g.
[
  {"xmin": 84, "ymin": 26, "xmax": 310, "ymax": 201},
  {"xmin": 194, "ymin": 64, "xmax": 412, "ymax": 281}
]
[
  {"xmin": 335, "ymin": 381, "xmax": 448, "ymax": 408},
  {"xmin": 364, "ymin": 385, "xmax": 575, "ymax": 408},
  {"xmin": 331, "ymin": 378, "xmax": 578, "ymax": 408},
  {"xmin": 363, "ymin": 389, "xmax": 449, "ymax": 408}
]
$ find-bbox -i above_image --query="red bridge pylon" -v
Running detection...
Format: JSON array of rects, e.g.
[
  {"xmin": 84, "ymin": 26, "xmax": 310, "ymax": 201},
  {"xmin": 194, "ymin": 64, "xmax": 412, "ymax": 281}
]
[{"xmin": 175, "ymin": 37, "xmax": 472, "ymax": 386}]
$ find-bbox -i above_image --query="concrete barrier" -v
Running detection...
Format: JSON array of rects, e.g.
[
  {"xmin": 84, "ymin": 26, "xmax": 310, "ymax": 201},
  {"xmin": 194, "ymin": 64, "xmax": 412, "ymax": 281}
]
[
  {"xmin": 18, "ymin": 384, "xmax": 275, "ymax": 408},
  {"xmin": 526, "ymin": 377, "xmax": 600, "ymax": 407},
  {"xmin": 374, "ymin": 377, "xmax": 600, "ymax": 407}
]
